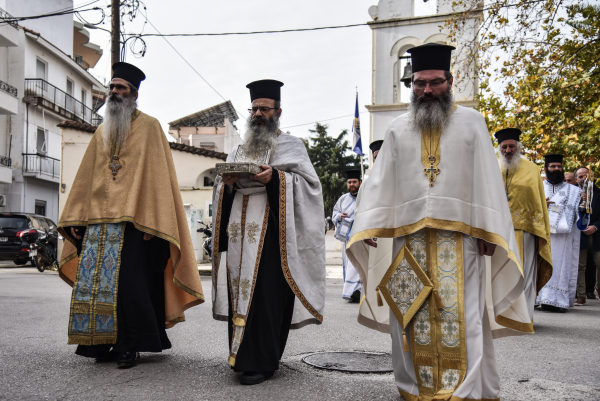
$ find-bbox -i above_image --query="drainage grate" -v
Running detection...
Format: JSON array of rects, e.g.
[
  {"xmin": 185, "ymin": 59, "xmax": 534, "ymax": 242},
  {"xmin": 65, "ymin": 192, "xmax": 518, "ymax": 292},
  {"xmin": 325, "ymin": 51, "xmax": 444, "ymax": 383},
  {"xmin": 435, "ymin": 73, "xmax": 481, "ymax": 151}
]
[{"xmin": 302, "ymin": 351, "xmax": 393, "ymax": 373}]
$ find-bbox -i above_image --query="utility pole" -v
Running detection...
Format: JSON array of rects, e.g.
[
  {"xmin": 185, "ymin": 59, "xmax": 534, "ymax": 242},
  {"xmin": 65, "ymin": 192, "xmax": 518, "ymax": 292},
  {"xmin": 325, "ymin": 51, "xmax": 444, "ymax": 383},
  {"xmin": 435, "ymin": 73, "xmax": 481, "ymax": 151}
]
[{"xmin": 110, "ymin": 0, "xmax": 120, "ymax": 69}]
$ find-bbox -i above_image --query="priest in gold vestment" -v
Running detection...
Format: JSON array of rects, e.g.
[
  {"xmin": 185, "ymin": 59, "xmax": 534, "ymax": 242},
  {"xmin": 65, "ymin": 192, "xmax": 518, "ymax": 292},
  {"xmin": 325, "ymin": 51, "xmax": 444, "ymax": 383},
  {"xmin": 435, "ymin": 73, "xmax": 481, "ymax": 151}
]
[
  {"xmin": 58, "ymin": 63, "xmax": 204, "ymax": 369},
  {"xmin": 347, "ymin": 44, "xmax": 532, "ymax": 401},
  {"xmin": 495, "ymin": 128, "xmax": 552, "ymax": 322}
]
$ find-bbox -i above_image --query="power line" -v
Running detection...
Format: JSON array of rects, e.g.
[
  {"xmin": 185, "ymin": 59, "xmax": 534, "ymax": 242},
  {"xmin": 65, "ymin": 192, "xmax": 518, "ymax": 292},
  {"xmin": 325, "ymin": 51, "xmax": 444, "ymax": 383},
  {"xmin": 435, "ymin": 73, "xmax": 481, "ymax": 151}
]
[
  {"xmin": 282, "ymin": 111, "xmax": 369, "ymax": 130},
  {"xmin": 0, "ymin": 3, "xmax": 103, "ymax": 26},
  {"xmin": 128, "ymin": 22, "xmax": 368, "ymax": 38},
  {"xmin": 140, "ymin": 12, "xmax": 247, "ymax": 120}
]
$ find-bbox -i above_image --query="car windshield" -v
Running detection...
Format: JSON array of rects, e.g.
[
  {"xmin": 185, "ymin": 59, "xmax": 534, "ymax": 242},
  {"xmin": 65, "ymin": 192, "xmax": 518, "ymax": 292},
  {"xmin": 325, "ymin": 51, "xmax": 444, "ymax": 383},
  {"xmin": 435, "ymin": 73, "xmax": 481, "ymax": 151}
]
[{"xmin": 0, "ymin": 217, "xmax": 29, "ymax": 229}]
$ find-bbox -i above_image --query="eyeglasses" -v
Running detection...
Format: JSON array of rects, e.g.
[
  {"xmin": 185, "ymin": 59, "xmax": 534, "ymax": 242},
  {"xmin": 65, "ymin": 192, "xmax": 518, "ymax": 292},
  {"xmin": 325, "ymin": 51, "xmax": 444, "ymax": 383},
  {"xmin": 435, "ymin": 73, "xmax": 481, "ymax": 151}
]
[
  {"xmin": 412, "ymin": 79, "xmax": 449, "ymax": 90},
  {"xmin": 109, "ymin": 83, "xmax": 128, "ymax": 91},
  {"xmin": 248, "ymin": 107, "xmax": 277, "ymax": 115}
]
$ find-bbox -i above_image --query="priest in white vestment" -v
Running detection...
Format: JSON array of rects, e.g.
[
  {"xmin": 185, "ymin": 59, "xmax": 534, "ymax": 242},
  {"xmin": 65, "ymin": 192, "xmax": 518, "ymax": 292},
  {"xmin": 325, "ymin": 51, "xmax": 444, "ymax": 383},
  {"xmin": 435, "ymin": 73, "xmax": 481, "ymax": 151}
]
[
  {"xmin": 332, "ymin": 169, "xmax": 362, "ymax": 302},
  {"xmin": 537, "ymin": 153, "xmax": 581, "ymax": 312},
  {"xmin": 495, "ymin": 128, "xmax": 553, "ymax": 321},
  {"xmin": 347, "ymin": 43, "xmax": 532, "ymax": 401},
  {"xmin": 212, "ymin": 80, "xmax": 326, "ymax": 385}
]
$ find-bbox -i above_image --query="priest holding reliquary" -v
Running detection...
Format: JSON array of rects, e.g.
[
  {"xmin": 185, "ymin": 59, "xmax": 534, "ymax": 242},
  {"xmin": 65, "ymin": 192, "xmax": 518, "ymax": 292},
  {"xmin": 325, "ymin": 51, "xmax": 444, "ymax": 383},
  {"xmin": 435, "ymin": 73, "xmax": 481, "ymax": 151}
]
[
  {"xmin": 346, "ymin": 44, "xmax": 532, "ymax": 400},
  {"xmin": 211, "ymin": 79, "xmax": 326, "ymax": 385}
]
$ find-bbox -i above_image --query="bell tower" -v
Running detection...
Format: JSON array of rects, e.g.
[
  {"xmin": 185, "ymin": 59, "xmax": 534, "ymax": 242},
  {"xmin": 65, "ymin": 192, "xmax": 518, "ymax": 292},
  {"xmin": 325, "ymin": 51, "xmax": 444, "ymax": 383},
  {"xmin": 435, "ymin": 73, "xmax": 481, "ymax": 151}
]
[{"xmin": 366, "ymin": 0, "xmax": 481, "ymax": 147}]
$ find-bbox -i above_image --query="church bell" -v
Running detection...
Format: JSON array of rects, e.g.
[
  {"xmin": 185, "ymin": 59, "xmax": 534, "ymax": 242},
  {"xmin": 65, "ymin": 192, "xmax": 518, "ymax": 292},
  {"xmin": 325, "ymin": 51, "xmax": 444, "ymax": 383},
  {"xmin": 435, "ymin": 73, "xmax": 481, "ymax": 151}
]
[{"xmin": 400, "ymin": 61, "xmax": 412, "ymax": 88}]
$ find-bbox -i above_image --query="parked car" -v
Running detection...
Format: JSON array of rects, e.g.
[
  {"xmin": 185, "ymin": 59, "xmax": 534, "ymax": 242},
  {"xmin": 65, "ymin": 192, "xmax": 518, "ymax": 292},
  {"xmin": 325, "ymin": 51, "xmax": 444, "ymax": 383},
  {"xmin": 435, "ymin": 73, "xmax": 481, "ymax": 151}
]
[{"xmin": 0, "ymin": 213, "xmax": 59, "ymax": 266}]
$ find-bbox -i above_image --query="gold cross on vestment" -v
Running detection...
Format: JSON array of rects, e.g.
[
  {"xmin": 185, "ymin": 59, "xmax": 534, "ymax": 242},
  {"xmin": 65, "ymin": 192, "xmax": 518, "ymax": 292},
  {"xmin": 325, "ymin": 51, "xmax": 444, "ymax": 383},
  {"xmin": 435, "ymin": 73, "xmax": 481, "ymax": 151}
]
[
  {"xmin": 423, "ymin": 156, "xmax": 440, "ymax": 187},
  {"xmin": 109, "ymin": 155, "xmax": 121, "ymax": 180}
]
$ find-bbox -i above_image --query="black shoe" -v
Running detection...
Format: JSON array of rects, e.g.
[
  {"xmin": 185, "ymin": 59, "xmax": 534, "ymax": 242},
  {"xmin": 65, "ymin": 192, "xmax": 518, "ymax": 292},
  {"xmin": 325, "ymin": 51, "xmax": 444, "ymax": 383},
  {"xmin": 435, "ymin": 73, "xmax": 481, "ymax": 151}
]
[
  {"xmin": 117, "ymin": 352, "xmax": 139, "ymax": 369},
  {"xmin": 95, "ymin": 350, "xmax": 118, "ymax": 362},
  {"xmin": 240, "ymin": 371, "xmax": 265, "ymax": 385},
  {"xmin": 587, "ymin": 292, "xmax": 596, "ymax": 300},
  {"xmin": 263, "ymin": 371, "xmax": 274, "ymax": 380},
  {"xmin": 349, "ymin": 290, "xmax": 361, "ymax": 303}
]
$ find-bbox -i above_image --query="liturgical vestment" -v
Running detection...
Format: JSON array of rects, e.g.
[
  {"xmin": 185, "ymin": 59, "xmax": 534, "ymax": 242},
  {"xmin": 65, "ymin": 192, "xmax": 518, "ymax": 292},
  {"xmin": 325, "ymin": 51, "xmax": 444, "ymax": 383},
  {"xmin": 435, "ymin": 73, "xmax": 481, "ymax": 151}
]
[
  {"xmin": 211, "ymin": 133, "xmax": 326, "ymax": 372},
  {"xmin": 332, "ymin": 192, "xmax": 362, "ymax": 299},
  {"xmin": 58, "ymin": 110, "xmax": 204, "ymax": 355},
  {"xmin": 500, "ymin": 158, "xmax": 553, "ymax": 321},
  {"xmin": 347, "ymin": 105, "xmax": 532, "ymax": 401},
  {"xmin": 537, "ymin": 180, "xmax": 581, "ymax": 309}
]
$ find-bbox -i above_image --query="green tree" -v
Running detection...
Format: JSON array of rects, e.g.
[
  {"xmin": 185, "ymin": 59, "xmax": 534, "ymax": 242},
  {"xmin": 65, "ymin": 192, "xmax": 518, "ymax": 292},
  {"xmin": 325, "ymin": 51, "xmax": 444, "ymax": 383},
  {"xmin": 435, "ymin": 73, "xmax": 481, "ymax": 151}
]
[
  {"xmin": 302, "ymin": 123, "xmax": 363, "ymax": 218},
  {"xmin": 445, "ymin": 1, "xmax": 600, "ymax": 173}
]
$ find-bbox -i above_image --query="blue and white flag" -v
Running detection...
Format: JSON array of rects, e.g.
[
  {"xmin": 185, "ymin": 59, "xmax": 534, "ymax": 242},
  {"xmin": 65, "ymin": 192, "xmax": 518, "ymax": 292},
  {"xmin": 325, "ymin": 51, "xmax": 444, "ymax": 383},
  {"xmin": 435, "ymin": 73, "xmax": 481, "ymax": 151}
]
[{"xmin": 352, "ymin": 93, "xmax": 362, "ymax": 156}]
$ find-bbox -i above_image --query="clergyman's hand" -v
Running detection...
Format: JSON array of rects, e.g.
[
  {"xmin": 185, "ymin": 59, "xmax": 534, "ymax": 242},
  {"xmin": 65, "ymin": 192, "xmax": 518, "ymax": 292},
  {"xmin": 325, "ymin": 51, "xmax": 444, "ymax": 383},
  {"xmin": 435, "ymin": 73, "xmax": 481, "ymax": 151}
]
[
  {"xmin": 478, "ymin": 239, "xmax": 497, "ymax": 256},
  {"xmin": 250, "ymin": 165, "xmax": 273, "ymax": 184},
  {"xmin": 143, "ymin": 233, "xmax": 155, "ymax": 241},
  {"xmin": 583, "ymin": 225, "xmax": 597, "ymax": 236},
  {"xmin": 339, "ymin": 212, "xmax": 349, "ymax": 222},
  {"xmin": 70, "ymin": 227, "xmax": 82, "ymax": 240},
  {"xmin": 221, "ymin": 173, "xmax": 240, "ymax": 186},
  {"xmin": 546, "ymin": 197, "xmax": 555, "ymax": 208},
  {"xmin": 364, "ymin": 238, "xmax": 378, "ymax": 248}
]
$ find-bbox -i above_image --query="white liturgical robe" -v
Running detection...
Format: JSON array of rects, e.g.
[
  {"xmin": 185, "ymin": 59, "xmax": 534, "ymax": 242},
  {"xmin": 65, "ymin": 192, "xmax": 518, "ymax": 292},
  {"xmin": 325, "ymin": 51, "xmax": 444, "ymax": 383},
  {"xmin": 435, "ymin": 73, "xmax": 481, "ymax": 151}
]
[
  {"xmin": 347, "ymin": 105, "xmax": 531, "ymax": 401},
  {"xmin": 537, "ymin": 180, "xmax": 580, "ymax": 309},
  {"xmin": 332, "ymin": 192, "xmax": 362, "ymax": 299}
]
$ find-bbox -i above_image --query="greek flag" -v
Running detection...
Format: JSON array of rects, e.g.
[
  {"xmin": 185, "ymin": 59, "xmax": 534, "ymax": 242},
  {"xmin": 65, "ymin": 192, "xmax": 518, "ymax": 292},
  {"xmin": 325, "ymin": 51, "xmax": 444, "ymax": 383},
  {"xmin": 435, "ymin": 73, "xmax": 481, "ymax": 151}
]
[{"xmin": 352, "ymin": 93, "xmax": 362, "ymax": 156}]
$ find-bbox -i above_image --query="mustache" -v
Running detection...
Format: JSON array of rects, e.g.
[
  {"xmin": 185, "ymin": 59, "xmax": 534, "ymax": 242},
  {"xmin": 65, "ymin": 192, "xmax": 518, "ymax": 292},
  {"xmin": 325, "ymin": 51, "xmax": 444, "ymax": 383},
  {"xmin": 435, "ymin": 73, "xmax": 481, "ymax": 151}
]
[
  {"xmin": 108, "ymin": 94, "xmax": 123, "ymax": 102},
  {"xmin": 250, "ymin": 115, "xmax": 269, "ymax": 125}
]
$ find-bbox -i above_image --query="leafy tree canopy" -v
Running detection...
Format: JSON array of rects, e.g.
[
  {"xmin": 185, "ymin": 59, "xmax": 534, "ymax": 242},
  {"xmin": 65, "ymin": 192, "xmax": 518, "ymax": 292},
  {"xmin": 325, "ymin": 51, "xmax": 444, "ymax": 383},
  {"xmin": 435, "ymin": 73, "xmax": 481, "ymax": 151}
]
[
  {"xmin": 302, "ymin": 123, "xmax": 363, "ymax": 218},
  {"xmin": 446, "ymin": 1, "xmax": 600, "ymax": 174}
]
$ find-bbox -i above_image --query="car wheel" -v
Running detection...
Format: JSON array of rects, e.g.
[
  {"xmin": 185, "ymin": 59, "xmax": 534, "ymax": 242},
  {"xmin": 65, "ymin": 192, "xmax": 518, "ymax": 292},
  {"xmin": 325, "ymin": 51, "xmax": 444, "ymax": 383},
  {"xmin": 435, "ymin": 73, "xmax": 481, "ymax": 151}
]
[{"xmin": 13, "ymin": 258, "xmax": 28, "ymax": 266}]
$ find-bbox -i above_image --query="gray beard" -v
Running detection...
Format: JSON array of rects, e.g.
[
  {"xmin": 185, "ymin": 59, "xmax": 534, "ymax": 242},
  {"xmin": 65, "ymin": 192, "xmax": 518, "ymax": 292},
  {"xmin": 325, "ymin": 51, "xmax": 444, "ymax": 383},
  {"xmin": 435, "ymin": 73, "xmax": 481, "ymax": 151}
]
[
  {"xmin": 102, "ymin": 95, "xmax": 137, "ymax": 151},
  {"xmin": 499, "ymin": 152, "xmax": 522, "ymax": 170},
  {"xmin": 408, "ymin": 87, "xmax": 454, "ymax": 133},
  {"xmin": 241, "ymin": 115, "xmax": 279, "ymax": 158}
]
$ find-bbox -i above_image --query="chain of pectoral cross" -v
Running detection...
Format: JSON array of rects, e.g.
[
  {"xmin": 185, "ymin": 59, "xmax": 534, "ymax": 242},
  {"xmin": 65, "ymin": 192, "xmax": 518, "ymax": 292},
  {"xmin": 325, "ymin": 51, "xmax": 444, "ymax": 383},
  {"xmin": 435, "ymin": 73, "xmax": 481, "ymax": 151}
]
[
  {"xmin": 423, "ymin": 129, "xmax": 441, "ymax": 187},
  {"xmin": 108, "ymin": 140, "xmax": 122, "ymax": 181}
]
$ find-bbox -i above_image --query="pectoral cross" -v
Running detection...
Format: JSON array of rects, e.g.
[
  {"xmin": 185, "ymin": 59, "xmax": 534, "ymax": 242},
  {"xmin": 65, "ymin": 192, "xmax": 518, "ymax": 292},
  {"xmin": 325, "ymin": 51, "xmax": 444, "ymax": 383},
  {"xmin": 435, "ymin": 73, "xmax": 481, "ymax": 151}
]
[
  {"xmin": 109, "ymin": 155, "xmax": 122, "ymax": 180},
  {"xmin": 423, "ymin": 156, "xmax": 440, "ymax": 187}
]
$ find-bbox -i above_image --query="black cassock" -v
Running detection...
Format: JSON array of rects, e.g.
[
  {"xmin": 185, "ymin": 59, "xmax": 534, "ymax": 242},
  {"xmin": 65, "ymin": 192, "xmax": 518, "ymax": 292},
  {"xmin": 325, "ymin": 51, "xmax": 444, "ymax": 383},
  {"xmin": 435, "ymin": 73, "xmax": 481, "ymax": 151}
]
[
  {"xmin": 69, "ymin": 222, "xmax": 171, "ymax": 358},
  {"xmin": 219, "ymin": 169, "xmax": 296, "ymax": 373}
]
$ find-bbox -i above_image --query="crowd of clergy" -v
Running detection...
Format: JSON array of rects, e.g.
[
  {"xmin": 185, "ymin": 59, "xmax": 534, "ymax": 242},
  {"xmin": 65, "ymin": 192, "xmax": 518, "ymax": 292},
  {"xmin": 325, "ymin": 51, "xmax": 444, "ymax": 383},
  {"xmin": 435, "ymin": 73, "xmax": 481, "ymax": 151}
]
[{"xmin": 53, "ymin": 42, "xmax": 596, "ymax": 399}]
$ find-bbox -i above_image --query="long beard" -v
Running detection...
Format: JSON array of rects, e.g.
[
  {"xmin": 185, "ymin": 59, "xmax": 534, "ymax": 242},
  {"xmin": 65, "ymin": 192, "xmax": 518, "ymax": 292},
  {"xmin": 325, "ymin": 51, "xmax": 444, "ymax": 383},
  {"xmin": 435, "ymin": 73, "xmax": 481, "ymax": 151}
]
[
  {"xmin": 546, "ymin": 168, "xmax": 565, "ymax": 184},
  {"xmin": 499, "ymin": 152, "xmax": 522, "ymax": 171},
  {"xmin": 242, "ymin": 114, "xmax": 279, "ymax": 157},
  {"xmin": 102, "ymin": 95, "xmax": 137, "ymax": 151},
  {"xmin": 408, "ymin": 86, "xmax": 454, "ymax": 133}
]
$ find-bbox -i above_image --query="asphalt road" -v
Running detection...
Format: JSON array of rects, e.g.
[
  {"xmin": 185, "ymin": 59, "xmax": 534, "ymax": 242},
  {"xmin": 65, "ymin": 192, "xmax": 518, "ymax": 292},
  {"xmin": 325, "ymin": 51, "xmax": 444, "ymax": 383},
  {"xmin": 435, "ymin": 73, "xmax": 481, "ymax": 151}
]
[{"xmin": 1, "ymin": 266, "xmax": 599, "ymax": 400}]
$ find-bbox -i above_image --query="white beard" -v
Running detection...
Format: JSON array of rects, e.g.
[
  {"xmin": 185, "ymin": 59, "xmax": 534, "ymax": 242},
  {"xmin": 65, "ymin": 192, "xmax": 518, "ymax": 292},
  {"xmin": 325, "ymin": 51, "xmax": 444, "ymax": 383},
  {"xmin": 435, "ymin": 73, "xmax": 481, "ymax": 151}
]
[
  {"xmin": 498, "ymin": 143, "xmax": 523, "ymax": 170},
  {"xmin": 102, "ymin": 95, "xmax": 137, "ymax": 152}
]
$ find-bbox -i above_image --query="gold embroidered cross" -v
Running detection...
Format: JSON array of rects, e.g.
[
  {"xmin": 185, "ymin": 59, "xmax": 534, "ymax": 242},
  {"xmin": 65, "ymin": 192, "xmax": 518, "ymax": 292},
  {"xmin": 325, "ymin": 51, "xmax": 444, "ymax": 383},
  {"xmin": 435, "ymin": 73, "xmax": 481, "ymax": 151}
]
[
  {"xmin": 109, "ymin": 155, "xmax": 122, "ymax": 180},
  {"xmin": 423, "ymin": 156, "xmax": 440, "ymax": 187}
]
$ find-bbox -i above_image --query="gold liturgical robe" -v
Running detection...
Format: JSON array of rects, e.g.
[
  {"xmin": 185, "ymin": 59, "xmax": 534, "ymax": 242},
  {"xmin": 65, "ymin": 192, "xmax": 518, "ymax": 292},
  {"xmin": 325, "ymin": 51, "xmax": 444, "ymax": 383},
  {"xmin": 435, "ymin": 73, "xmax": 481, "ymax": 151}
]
[
  {"xmin": 58, "ymin": 111, "xmax": 204, "ymax": 327},
  {"xmin": 500, "ymin": 157, "xmax": 553, "ymax": 291}
]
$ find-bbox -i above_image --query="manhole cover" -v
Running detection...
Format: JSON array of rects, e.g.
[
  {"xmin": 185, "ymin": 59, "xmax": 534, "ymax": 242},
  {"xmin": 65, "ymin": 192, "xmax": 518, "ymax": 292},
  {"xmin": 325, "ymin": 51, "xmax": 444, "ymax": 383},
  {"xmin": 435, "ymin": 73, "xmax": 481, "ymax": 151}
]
[{"xmin": 302, "ymin": 351, "xmax": 393, "ymax": 373}]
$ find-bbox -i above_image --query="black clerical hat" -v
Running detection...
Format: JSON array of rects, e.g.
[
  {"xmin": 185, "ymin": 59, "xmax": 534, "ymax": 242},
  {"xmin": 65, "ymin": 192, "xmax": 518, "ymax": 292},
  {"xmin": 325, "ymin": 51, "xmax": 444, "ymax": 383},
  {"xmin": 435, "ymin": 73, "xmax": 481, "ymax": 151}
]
[
  {"xmin": 494, "ymin": 128, "xmax": 521, "ymax": 144},
  {"xmin": 345, "ymin": 169, "xmax": 361, "ymax": 180},
  {"xmin": 407, "ymin": 43, "xmax": 456, "ymax": 73},
  {"xmin": 112, "ymin": 62, "xmax": 146, "ymax": 89},
  {"xmin": 544, "ymin": 153, "xmax": 564, "ymax": 165},
  {"xmin": 246, "ymin": 79, "xmax": 284, "ymax": 101},
  {"xmin": 370, "ymin": 140, "xmax": 383, "ymax": 152}
]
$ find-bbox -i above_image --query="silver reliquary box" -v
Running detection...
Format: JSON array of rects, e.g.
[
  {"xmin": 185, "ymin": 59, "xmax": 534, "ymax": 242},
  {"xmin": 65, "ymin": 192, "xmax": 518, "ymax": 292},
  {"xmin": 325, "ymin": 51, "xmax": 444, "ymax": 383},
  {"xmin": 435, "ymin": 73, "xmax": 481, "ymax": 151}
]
[{"xmin": 215, "ymin": 145, "xmax": 271, "ymax": 179}]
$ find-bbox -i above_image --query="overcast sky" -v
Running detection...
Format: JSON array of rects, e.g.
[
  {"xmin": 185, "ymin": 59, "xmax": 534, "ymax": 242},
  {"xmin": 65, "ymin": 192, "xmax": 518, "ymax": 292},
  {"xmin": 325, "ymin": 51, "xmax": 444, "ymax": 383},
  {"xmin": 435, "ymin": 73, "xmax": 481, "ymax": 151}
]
[
  {"xmin": 82, "ymin": 0, "xmax": 436, "ymax": 152},
  {"xmin": 82, "ymin": 0, "xmax": 373, "ymax": 148}
]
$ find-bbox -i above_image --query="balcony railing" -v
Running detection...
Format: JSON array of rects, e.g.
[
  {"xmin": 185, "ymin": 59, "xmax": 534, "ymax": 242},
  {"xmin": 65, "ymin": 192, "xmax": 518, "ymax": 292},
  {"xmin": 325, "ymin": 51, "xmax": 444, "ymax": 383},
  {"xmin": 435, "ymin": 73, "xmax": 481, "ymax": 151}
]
[
  {"xmin": 0, "ymin": 156, "xmax": 11, "ymax": 168},
  {"xmin": 24, "ymin": 79, "xmax": 103, "ymax": 126},
  {"xmin": 23, "ymin": 154, "xmax": 59, "ymax": 178},
  {"xmin": 0, "ymin": 80, "xmax": 17, "ymax": 98},
  {"xmin": 0, "ymin": 7, "xmax": 18, "ymax": 29},
  {"xmin": 73, "ymin": 54, "xmax": 90, "ymax": 71}
]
